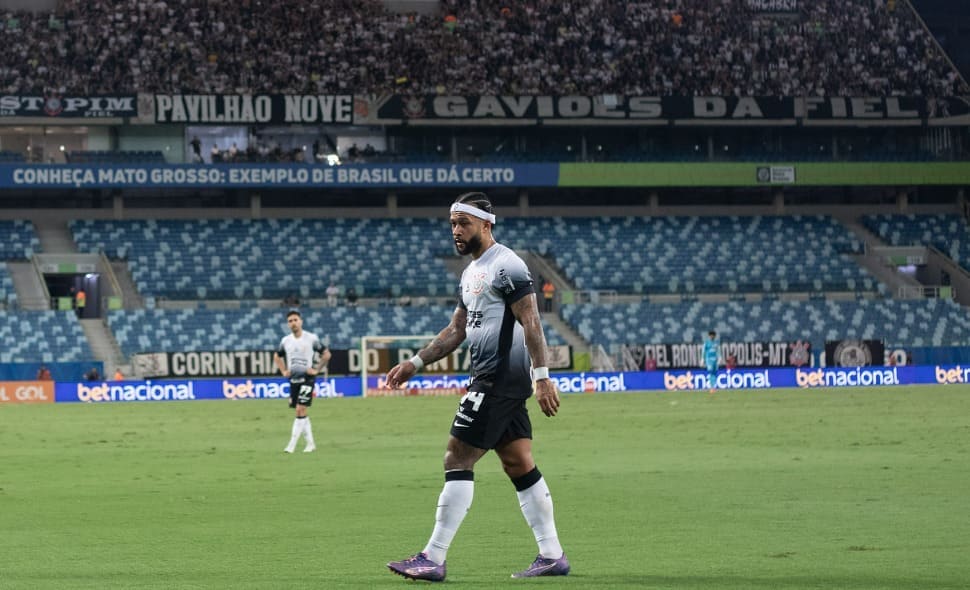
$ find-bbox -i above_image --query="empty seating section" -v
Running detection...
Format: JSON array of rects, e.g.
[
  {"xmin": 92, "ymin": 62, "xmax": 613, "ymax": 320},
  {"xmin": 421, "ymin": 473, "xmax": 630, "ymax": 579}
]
[
  {"xmin": 562, "ymin": 298, "xmax": 970, "ymax": 350},
  {"xmin": 66, "ymin": 150, "xmax": 167, "ymax": 163},
  {"xmin": 0, "ymin": 311, "xmax": 94, "ymax": 362},
  {"xmin": 863, "ymin": 214, "xmax": 970, "ymax": 272},
  {"xmin": 0, "ymin": 219, "xmax": 40, "ymax": 259},
  {"xmin": 108, "ymin": 306, "xmax": 566, "ymax": 356},
  {"xmin": 496, "ymin": 216, "xmax": 869, "ymax": 294},
  {"xmin": 0, "ymin": 150, "xmax": 25, "ymax": 163},
  {"xmin": 70, "ymin": 218, "xmax": 456, "ymax": 300},
  {"xmin": 72, "ymin": 215, "xmax": 873, "ymax": 299},
  {"xmin": 0, "ymin": 263, "xmax": 13, "ymax": 306}
]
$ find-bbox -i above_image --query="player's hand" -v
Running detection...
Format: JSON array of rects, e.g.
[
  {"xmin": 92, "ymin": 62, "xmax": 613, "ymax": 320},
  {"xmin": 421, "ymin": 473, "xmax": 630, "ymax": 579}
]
[
  {"xmin": 307, "ymin": 367, "xmax": 318, "ymax": 376},
  {"xmin": 383, "ymin": 362, "xmax": 417, "ymax": 389},
  {"xmin": 534, "ymin": 379, "xmax": 560, "ymax": 417},
  {"xmin": 282, "ymin": 370, "xmax": 291, "ymax": 378}
]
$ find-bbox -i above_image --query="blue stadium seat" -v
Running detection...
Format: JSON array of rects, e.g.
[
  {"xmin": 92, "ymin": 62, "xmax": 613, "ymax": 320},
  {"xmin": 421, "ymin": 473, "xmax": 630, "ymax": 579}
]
[
  {"xmin": 66, "ymin": 150, "xmax": 166, "ymax": 164},
  {"xmin": 0, "ymin": 150, "xmax": 26, "ymax": 163},
  {"xmin": 0, "ymin": 311, "xmax": 95, "ymax": 362},
  {"xmin": 498, "ymin": 215, "xmax": 869, "ymax": 294},
  {"xmin": 863, "ymin": 213, "xmax": 970, "ymax": 273},
  {"xmin": 0, "ymin": 220, "xmax": 41, "ymax": 259},
  {"xmin": 561, "ymin": 298, "xmax": 970, "ymax": 351},
  {"xmin": 71, "ymin": 218, "xmax": 456, "ymax": 300},
  {"xmin": 108, "ymin": 306, "xmax": 567, "ymax": 357}
]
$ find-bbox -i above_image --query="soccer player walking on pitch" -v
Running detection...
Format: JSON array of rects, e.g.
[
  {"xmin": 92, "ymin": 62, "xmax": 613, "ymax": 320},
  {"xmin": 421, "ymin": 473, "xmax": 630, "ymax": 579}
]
[
  {"xmin": 384, "ymin": 192, "xmax": 570, "ymax": 582},
  {"xmin": 274, "ymin": 309, "xmax": 330, "ymax": 453}
]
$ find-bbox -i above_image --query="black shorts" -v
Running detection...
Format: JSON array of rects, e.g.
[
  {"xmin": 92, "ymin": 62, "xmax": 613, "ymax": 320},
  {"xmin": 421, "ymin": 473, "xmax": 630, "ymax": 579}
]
[
  {"xmin": 449, "ymin": 380, "xmax": 532, "ymax": 450},
  {"xmin": 289, "ymin": 375, "xmax": 315, "ymax": 408}
]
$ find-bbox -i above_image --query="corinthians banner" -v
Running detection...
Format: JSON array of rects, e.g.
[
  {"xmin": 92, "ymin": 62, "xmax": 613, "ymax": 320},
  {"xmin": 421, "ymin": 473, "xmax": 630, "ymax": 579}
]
[
  {"xmin": 0, "ymin": 95, "xmax": 137, "ymax": 118},
  {"xmin": 134, "ymin": 345, "xmax": 571, "ymax": 378},
  {"xmin": 824, "ymin": 340, "xmax": 885, "ymax": 367},
  {"xmin": 366, "ymin": 95, "xmax": 970, "ymax": 126},
  {"xmin": 152, "ymin": 94, "xmax": 358, "ymax": 124},
  {"xmin": 620, "ymin": 341, "xmax": 813, "ymax": 371}
]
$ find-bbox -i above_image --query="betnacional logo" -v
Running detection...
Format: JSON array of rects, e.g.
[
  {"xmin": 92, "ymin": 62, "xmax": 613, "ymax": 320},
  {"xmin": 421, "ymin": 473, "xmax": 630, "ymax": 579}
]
[
  {"xmin": 384, "ymin": 376, "xmax": 470, "ymax": 390},
  {"xmin": 553, "ymin": 373, "xmax": 627, "ymax": 393},
  {"xmin": 76, "ymin": 381, "xmax": 195, "ymax": 402},
  {"xmin": 663, "ymin": 370, "xmax": 771, "ymax": 391},
  {"xmin": 935, "ymin": 365, "xmax": 970, "ymax": 384},
  {"xmin": 223, "ymin": 379, "xmax": 287, "ymax": 399},
  {"xmin": 222, "ymin": 379, "xmax": 343, "ymax": 399},
  {"xmin": 796, "ymin": 367, "xmax": 899, "ymax": 388}
]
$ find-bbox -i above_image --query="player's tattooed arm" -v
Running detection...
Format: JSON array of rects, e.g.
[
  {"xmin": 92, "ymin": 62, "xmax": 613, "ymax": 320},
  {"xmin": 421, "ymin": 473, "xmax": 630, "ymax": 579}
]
[
  {"xmin": 511, "ymin": 294, "xmax": 548, "ymax": 368},
  {"xmin": 512, "ymin": 293, "xmax": 561, "ymax": 417},
  {"xmin": 417, "ymin": 307, "xmax": 468, "ymax": 365},
  {"xmin": 385, "ymin": 307, "xmax": 467, "ymax": 389}
]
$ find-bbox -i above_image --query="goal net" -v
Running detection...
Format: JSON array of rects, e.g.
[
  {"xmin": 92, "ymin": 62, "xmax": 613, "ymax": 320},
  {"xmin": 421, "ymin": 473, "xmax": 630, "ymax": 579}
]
[{"xmin": 359, "ymin": 335, "xmax": 468, "ymax": 398}]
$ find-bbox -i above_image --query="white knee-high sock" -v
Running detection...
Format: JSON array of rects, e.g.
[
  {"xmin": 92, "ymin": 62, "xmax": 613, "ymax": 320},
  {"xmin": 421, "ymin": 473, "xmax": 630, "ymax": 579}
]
[
  {"xmin": 515, "ymin": 469, "xmax": 563, "ymax": 559},
  {"xmin": 302, "ymin": 417, "xmax": 315, "ymax": 446},
  {"xmin": 287, "ymin": 417, "xmax": 304, "ymax": 448},
  {"xmin": 422, "ymin": 471, "xmax": 474, "ymax": 565}
]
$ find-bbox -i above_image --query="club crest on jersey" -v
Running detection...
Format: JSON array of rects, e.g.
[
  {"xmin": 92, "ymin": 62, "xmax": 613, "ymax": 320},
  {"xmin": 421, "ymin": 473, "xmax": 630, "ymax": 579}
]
[{"xmin": 466, "ymin": 271, "xmax": 488, "ymax": 295}]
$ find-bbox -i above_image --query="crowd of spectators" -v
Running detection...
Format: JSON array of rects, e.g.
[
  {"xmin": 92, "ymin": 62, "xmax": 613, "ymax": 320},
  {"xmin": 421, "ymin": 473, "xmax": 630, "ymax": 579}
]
[{"xmin": 0, "ymin": 0, "xmax": 965, "ymax": 97}]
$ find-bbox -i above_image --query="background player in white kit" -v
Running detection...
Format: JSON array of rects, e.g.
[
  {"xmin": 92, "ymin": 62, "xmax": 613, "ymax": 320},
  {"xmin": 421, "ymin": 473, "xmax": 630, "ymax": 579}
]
[
  {"xmin": 384, "ymin": 192, "xmax": 569, "ymax": 582},
  {"xmin": 274, "ymin": 309, "xmax": 330, "ymax": 453}
]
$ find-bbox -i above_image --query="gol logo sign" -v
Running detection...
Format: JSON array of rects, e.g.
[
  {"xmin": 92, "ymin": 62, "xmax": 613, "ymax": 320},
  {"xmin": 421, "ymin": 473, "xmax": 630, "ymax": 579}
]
[{"xmin": 0, "ymin": 380, "xmax": 55, "ymax": 404}]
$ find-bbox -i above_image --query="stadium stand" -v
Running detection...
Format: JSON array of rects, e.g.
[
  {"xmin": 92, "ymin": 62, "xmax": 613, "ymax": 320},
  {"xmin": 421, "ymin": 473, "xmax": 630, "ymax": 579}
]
[
  {"xmin": 70, "ymin": 215, "xmax": 874, "ymax": 300},
  {"xmin": 108, "ymin": 305, "xmax": 568, "ymax": 357},
  {"xmin": 65, "ymin": 150, "xmax": 167, "ymax": 164},
  {"xmin": 0, "ymin": 310, "xmax": 94, "ymax": 363},
  {"xmin": 69, "ymin": 218, "xmax": 457, "ymax": 300},
  {"xmin": 563, "ymin": 298, "xmax": 970, "ymax": 351},
  {"xmin": 862, "ymin": 213, "xmax": 970, "ymax": 272},
  {"xmin": 0, "ymin": 0, "xmax": 965, "ymax": 96},
  {"xmin": 497, "ymin": 215, "xmax": 871, "ymax": 294},
  {"xmin": 0, "ymin": 262, "xmax": 14, "ymax": 307},
  {"xmin": 0, "ymin": 150, "xmax": 26, "ymax": 163},
  {"xmin": 0, "ymin": 1, "xmax": 967, "ymax": 374},
  {"xmin": 0, "ymin": 220, "xmax": 40, "ymax": 260}
]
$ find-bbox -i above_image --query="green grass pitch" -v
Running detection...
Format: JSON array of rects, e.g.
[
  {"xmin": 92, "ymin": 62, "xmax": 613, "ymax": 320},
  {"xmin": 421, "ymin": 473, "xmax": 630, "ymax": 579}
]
[{"xmin": 2, "ymin": 386, "xmax": 969, "ymax": 589}]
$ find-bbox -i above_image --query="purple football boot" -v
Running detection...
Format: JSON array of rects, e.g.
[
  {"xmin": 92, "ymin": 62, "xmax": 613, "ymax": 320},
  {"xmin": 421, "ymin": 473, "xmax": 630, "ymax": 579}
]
[
  {"xmin": 511, "ymin": 553, "xmax": 571, "ymax": 578},
  {"xmin": 387, "ymin": 552, "xmax": 446, "ymax": 582}
]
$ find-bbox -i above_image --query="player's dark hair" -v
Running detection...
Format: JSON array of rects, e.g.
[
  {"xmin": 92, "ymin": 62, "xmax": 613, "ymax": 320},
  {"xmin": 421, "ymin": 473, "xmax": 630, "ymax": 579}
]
[
  {"xmin": 708, "ymin": 330, "xmax": 716, "ymax": 338},
  {"xmin": 287, "ymin": 309, "xmax": 301, "ymax": 318},
  {"xmin": 454, "ymin": 191, "xmax": 493, "ymax": 216}
]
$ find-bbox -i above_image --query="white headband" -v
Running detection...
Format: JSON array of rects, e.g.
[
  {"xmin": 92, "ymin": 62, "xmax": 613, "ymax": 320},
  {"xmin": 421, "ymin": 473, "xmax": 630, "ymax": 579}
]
[{"xmin": 450, "ymin": 202, "xmax": 496, "ymax": 224}]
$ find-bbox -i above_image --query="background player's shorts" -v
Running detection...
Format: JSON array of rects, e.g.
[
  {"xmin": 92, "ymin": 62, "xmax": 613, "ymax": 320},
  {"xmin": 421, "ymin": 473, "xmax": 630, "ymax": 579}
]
[
  {"xmin": 450, "ymin": 380, "xmax": 532, "ymax": 450},
  {"xmin": 706, "ymin": 360, "xmax": 718, "ymax": 374},
  {"xmin": 289, "ymin": 375, "xmax": 315, "ymax": 408}
]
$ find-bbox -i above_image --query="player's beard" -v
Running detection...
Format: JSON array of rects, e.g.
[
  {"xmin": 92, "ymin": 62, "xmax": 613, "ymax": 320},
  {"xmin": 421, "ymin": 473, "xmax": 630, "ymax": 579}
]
[{"xmin": 455, "ymin": 233, "xmax": 483, "ymax": 256}]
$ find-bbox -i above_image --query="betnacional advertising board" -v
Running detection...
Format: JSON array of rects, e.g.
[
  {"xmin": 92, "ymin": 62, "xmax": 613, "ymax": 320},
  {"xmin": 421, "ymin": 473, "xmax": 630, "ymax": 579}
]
[{"xmin": 49, "ymin": 364, "xmax": 970, "ymax": 403}]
